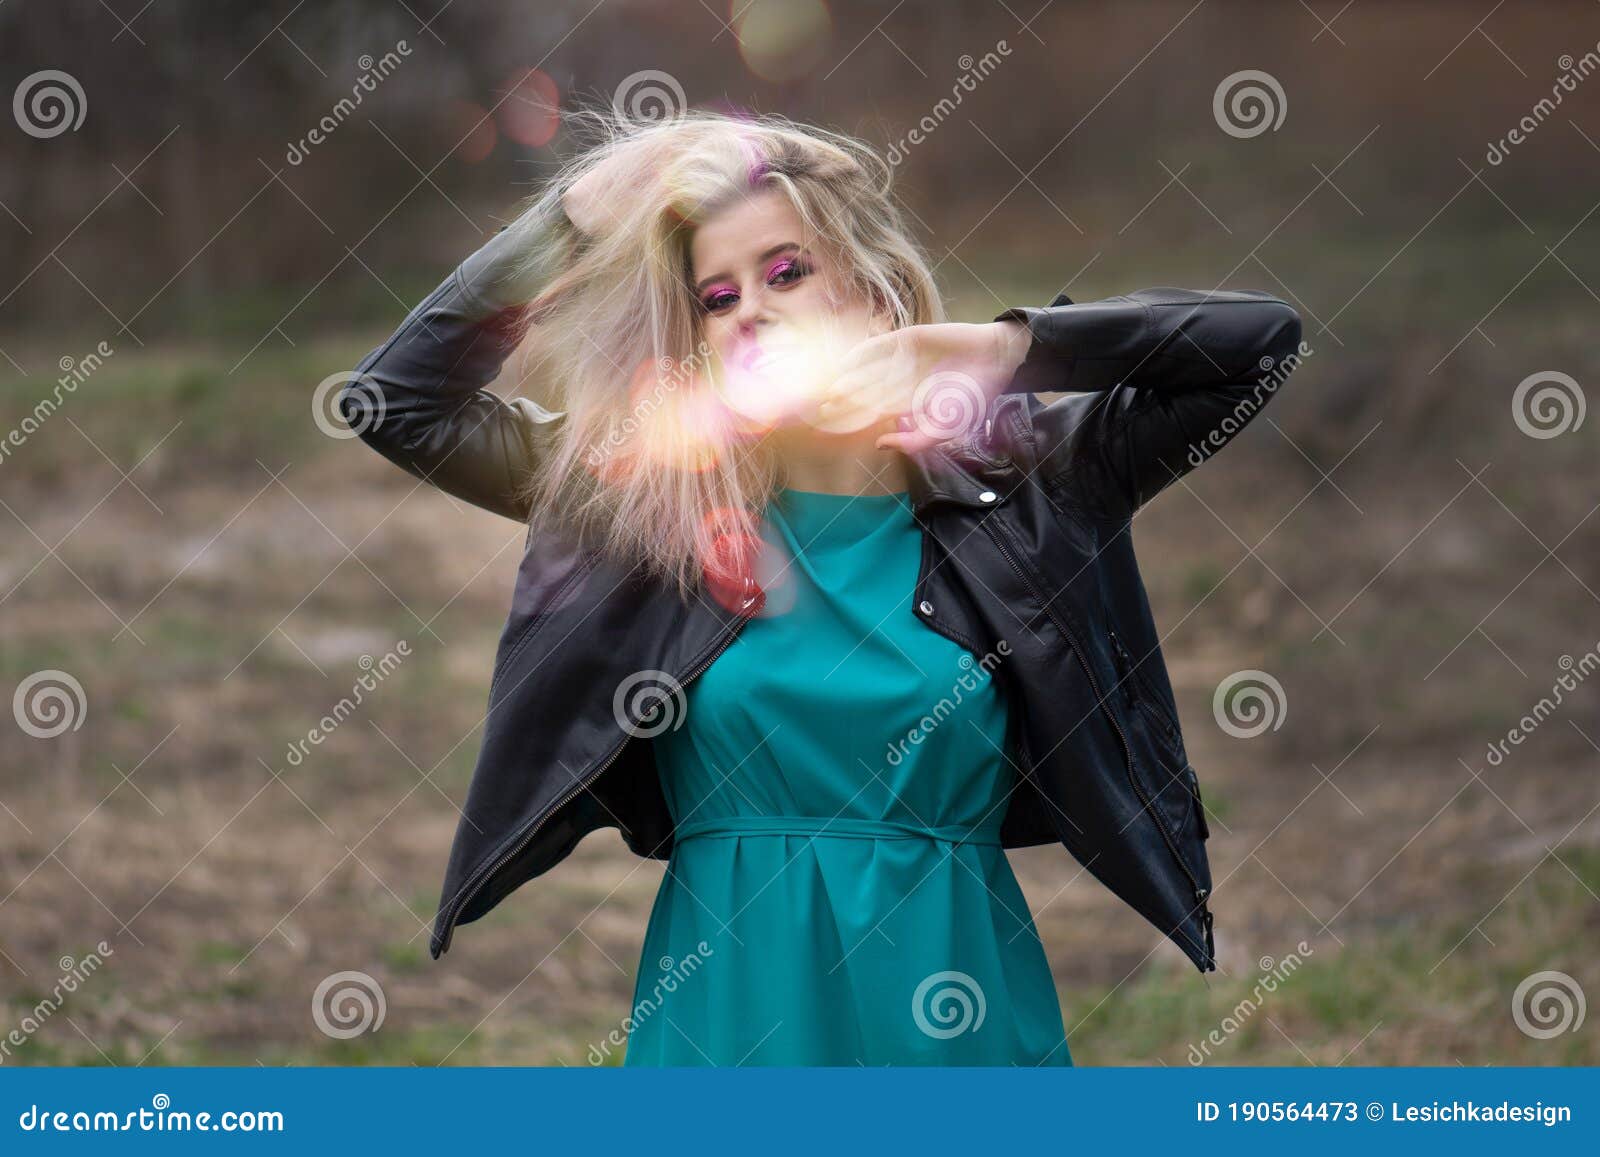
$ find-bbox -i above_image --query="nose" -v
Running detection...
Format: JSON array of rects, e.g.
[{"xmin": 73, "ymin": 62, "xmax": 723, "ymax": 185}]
[{"xmin": 732, "ymin": 281, "xmax": 771, "ymax": 332}]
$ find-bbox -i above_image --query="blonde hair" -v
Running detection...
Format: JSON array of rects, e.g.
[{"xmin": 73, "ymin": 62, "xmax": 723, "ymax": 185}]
[{"xmin": 501, "ymin": 109, "xmax": 944, "ymax": 601}]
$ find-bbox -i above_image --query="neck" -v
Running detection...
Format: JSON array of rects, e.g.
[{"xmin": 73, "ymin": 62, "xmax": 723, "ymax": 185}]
[{"xmin": 766, "ymin": 416, "xmax": 909, "ymax": 495}]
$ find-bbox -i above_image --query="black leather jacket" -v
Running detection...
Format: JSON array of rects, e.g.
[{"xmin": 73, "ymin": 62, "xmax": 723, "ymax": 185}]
[{"xmin": 339, "ymin": 220, "xmax": 1304, "ymax": 974}]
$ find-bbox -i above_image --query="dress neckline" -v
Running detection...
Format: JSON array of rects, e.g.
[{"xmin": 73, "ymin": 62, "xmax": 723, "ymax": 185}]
[{"xmin": 778, "ymin": 486, "xmax": 909, "ymax": 500}]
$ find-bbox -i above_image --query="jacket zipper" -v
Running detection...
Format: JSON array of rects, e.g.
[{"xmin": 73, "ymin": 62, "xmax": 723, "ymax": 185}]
[
  {"xmin": 1108, "ymin": 628, "xmax": 1208, "ymax": 840},
  {"xmin": 1108, "ymin": 627, "xmax": 1181, "ymax": 740},
  {"xmin": 979, "ymin": 519, "xmax": 1210, "ymax": 919},
  {"xmin": 435, "ymin": 591, "xmax": 757, "ymax": 955}
]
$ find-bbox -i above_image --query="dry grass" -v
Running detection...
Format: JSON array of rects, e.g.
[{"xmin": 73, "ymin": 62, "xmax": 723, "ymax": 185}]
[{"xmin": 1, "ymin": 301, "xmax": 1596, "ymax": 1066}]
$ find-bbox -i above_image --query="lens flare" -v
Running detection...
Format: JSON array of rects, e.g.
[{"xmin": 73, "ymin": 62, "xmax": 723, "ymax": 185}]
[
  {"xmin": 712, "ymin": 318, "xmax": 862, "ymax": 432},
  {"xmin": 498, "ymin": 68, "xmax": 560, "ymax": 147},
  {"xmin": 582, "ymin": 356, "xmax": 734, "ymax": 487},
  {"xmin": 700, "ymin": 505, "xmax": 765, "ymax": 612},
  {"xmin": 734, "ymin": 0, "xmax": 832, "ymax": 84}
]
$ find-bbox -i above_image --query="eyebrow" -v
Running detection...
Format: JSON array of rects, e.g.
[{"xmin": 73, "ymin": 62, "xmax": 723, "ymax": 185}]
[{"xmin": 693, "ymin": 242, "xmax": 802, "ymax": 294}]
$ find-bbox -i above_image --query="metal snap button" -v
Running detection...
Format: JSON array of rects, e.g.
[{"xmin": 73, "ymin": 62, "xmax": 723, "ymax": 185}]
[
  {"xmin": 918, "ymin": 599, "xmax": 934, "ymax": 615},
  {"xmin": 978, "ymin": 490, "xmax": 997, "ymax": 503}
]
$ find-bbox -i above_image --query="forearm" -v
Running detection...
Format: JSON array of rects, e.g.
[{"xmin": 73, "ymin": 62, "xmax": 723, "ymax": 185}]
[
  {"xmin": 340, "ymin": 200, "xmax": 571, "ymax": 433},
  {"xmin": 992, "ymin": 288, "xmax": 1302, "ymax": 396},
  {"xmin": 335, "ymin": 196, "xmax": 573, "ymax": 522}
]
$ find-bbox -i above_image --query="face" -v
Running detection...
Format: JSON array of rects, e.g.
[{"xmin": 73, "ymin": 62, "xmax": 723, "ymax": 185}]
[{"xmin": 688, "ymin": 188, "xmax": 882, "ymax": 428}]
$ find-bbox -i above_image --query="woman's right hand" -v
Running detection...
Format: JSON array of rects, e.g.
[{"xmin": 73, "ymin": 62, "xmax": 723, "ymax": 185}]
[{"xmin": 561, "ymin": 134, "xmax": 675, "ymax": 237}]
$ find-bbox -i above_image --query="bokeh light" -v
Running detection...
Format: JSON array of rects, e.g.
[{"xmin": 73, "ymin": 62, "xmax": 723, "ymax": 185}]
[
  {"xmin": 734, "ymin": 0, "xmax": 832, "ymax": 85},
  {"xmin": 497, "ymin": 68, "xmax": 560, "ymax": 148}
]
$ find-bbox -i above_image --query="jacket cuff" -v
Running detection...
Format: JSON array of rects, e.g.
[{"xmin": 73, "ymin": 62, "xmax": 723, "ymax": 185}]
[
  {"xmin": 992, "ymin": 305, "xmax": 1068, "ymax": 395},
  {"xmin": 992, "ymin": 297, "xmax": 1074, "ymax": 394}
]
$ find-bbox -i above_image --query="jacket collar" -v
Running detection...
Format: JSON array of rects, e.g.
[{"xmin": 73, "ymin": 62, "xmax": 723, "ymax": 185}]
[
  {"xmin": 903, "ymin": 442, "xmax": 1005, "ymax": 513},
  {"xmin": 901, "ymin": 397, "xmax": 1023, "ymax": 514}
]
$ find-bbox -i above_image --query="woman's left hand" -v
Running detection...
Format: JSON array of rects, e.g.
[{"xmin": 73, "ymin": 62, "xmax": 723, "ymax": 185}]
[{"xmin": 819, "ymin": 321, "xmax": 1033, "ymax": 454}]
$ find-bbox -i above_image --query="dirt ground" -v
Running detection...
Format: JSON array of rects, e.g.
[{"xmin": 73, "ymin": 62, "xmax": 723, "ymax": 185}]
[{"xmin": 1, "ymin": 325, "xmax": 1596, "ymax": 1067}]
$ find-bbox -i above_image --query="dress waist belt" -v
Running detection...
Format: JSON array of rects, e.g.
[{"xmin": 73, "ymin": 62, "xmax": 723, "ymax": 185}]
[{"xmin": 672, "ymin": 815, "xmax": 1003, "ymax": 846}]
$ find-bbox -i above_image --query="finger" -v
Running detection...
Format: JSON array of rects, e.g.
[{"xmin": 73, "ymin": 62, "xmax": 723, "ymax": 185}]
[
  {"xmin": 820, "ymin": 369, "xmax": 901, "ymax": 419},
  {"xmin": 874, "ymin": 429, "xmax": 940, "ymax": 455},
  {"xmin": 832, "ymin": 344, "xmax": 897, "ymax": 383},
  {"xmin": 816, "ymin": 395, "xmax": 880, "ymax": 433},
  {"xmin": 819, "ymin": 368, "xmax": 885, "ymax": 410}
]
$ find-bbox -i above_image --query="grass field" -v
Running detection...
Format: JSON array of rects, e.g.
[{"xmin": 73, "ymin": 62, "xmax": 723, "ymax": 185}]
[{"xmin": 2, "ymin": 241, "xmax": 1597, "ymax": 1065}]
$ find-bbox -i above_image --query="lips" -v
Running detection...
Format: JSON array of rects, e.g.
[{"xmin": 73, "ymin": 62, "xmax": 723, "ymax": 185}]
[{"xmin": 736, "ymin": 339, "xmax": 803, "ymax": 376}]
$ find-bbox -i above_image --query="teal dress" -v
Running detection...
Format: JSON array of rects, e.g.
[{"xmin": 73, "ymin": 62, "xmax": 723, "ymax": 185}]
[{"xmin": 622, "ymin": 487, "xmax": 1072, "ymax": 1066}]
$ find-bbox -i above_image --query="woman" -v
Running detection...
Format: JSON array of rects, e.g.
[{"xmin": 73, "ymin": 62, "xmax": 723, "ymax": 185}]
[{"xmin": 338, "ymin": 111, "xmax": 1303, "ymax": 1066}]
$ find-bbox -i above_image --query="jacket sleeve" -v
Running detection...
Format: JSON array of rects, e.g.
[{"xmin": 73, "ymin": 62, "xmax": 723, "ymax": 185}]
[
  {"xmin": 991, "ymin": 288, "xmax": 1304, "ymax": 519},
  {"xmin": 335, "ymin": 202, "xmax": 572, "ymax": 524}
]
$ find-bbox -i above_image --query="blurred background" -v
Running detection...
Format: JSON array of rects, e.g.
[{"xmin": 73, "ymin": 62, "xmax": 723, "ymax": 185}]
[{"xmin": 1, "ymin": 0, "xmax": 1596, "ymax": 1065}]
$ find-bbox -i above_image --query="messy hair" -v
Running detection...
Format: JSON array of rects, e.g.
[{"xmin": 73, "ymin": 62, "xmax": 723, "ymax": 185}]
[{"xmin": 498, "ymin": 109, "xmax": 943, "ymax": 601}]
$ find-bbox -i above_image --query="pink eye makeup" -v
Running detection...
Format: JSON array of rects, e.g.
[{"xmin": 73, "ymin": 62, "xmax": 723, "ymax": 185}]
[
  {"xmin": 694, "ymin": 247, "xmax": 816, "ymax": 315},
  {"xmin": 699, "ymin": 283, "xmax": 739, "ymax": 313},
  {"xmin": 765, "ymin": 254, "xmax": 812, "ymax": 286}
]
